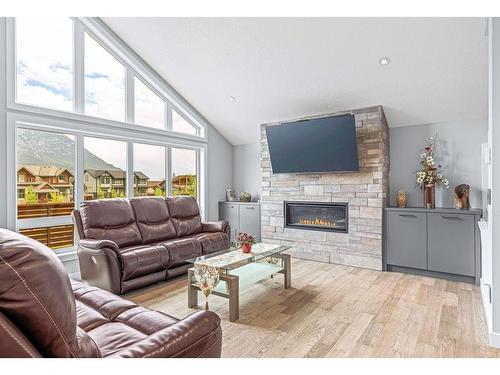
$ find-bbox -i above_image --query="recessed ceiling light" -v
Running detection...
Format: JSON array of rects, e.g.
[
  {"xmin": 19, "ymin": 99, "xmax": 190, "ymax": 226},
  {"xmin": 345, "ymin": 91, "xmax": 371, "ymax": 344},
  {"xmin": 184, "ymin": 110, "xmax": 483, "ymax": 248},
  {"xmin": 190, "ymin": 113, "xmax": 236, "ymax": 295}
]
[
  {"xmin": 228, "ymin": 96, "xmax": 236, "ymax": 102},
  {"xmin": 379, "ymin": 57, "xmax": 391, "ymax": 66}
]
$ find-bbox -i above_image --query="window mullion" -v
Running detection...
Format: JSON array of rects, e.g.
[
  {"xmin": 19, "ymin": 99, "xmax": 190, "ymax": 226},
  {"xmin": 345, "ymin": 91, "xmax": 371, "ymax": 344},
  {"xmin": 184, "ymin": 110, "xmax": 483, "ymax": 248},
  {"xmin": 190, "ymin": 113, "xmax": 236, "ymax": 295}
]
[
  {"xmin": 126, "ymin": 68, "xmax": 135, "ymax": 123},
  {"xmin": 75, "ymin": 135, "xmax": 84, "ymax": 207},
  {"xmin": 73, "ymin": 20, "xmax": 85, "ymax": 114},
  {"xmin": 126, "ymin": 142, "xmax": 134, "ymax": 199},
  {"xmin": 166, "ymin": 147, "xmax": 172, "ymax": 196},
  {"xmin": 166, "ymin": 101, "xmax": 173, "ymax": 131}
]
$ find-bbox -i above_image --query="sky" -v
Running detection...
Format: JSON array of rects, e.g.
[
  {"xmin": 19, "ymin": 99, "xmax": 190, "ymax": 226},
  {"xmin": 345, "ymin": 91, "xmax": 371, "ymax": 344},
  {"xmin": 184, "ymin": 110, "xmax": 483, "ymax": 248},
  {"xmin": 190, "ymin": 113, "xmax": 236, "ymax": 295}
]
[{"xmin": 16, "ymin": 17, "xmax": 197, "ymax": 179}]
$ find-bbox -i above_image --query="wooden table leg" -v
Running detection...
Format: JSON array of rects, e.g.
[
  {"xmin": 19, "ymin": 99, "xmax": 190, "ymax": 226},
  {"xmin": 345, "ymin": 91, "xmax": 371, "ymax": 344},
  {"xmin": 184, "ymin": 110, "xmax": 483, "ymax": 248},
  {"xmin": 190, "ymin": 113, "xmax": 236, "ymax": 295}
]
[
  {"xmin": 221, "ymin": 273, "xmax": 239, "ymax": 322},
  {"xmin": 187, "ymin": 268, "xmax": 198, "ymax": 308}
]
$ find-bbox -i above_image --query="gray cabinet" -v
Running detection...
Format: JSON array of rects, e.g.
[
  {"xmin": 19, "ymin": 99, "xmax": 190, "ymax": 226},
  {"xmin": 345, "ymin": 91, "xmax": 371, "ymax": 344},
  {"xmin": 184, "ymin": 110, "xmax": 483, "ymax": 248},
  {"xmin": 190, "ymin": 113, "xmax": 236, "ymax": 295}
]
[
  {"xmin": 219, "ymin": 202, "xmax": 261, "ymax": 242},
  {"xmin": 384, "ymin": 207, "xmax": 481, "ymax": 284},
  {"xmin": 427, "ymin": 213, "xmax": 475, "ymax": 276},
  {"xmin": 386, "ymin": 212, "xmax": 427, "ymax": 269}
]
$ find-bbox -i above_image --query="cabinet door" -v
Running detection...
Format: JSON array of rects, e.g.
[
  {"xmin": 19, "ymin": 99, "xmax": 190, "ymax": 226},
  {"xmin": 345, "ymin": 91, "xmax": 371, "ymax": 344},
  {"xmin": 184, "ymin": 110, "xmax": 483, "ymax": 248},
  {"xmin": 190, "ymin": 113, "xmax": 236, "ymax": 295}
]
[
  {"xmin": 239, "ymin": 205, "xmax": 261, "ymax": 241},
  {"xmin": 427, "ymin": 213, "xmax": 475, "ymax": 276},
  {"xmin": 386, "ymin": 211, "xmax": 427, "ymax": 269},
  {"xmin": 219, "ymin": 203, "xmax": 239, "ymax": 242}
]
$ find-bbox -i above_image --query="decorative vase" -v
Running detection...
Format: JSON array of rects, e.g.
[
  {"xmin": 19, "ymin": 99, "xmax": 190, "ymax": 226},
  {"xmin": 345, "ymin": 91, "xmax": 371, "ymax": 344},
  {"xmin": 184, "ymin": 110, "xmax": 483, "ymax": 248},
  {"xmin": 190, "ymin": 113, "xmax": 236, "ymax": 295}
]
[
  {"xmin": 423, "ymin": 185, "xmax": 435, "ymax": 209},
  {"xmin": 396, "ymin": 190, "xmax": 408, "ymax": 208},
  {"xmin": 241, "ymin": 243, "xmax": 252, "ymax": 253}
]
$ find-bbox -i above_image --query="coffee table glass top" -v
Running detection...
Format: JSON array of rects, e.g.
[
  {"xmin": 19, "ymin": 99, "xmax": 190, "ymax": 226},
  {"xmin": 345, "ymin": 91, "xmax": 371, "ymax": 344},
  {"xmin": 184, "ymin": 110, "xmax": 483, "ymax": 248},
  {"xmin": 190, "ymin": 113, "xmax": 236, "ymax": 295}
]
[{"xmin": 186, "ymin": 243, "xmax": 290, "ymax": 271}]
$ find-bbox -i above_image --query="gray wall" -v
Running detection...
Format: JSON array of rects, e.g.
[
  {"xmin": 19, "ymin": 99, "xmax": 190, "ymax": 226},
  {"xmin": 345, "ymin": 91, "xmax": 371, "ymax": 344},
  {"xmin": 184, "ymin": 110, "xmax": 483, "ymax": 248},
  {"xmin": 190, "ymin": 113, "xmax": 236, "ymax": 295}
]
[
  {"xmin": 232, "ymin": 142, "xmax": 261, "ymax": 202},
  {"xmin": 207, "ymin": 125, "xmax": 233, "ymax": 220},
  {"xmin": 390, "ymin": 118, "xmax": 487, "ymax": 209}
]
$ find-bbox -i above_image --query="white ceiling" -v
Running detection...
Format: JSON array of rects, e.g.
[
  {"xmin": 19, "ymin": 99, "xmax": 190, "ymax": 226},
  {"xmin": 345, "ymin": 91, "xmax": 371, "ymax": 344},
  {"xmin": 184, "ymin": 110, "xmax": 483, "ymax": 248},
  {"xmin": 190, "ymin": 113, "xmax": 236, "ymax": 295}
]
[{"xmin": 103, "ymin": 17, "xmax": 488, "ymax": 145}]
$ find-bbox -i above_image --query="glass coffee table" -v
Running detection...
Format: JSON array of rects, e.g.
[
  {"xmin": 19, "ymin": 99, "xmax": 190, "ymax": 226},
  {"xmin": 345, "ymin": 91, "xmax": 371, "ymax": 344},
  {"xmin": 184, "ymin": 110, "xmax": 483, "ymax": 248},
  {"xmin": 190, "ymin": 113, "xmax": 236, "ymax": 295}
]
[{"xmin": 186, "ymin": 243, "xmax": 291, "ymax": 322}]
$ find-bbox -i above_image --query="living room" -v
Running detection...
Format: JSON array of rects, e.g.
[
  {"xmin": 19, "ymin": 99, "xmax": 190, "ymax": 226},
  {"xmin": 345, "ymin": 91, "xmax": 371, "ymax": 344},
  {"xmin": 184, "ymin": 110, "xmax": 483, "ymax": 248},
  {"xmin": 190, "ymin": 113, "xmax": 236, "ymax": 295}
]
[{"xmin": 2, "ymin": 1, "xmax": 500, "ymax": 372}]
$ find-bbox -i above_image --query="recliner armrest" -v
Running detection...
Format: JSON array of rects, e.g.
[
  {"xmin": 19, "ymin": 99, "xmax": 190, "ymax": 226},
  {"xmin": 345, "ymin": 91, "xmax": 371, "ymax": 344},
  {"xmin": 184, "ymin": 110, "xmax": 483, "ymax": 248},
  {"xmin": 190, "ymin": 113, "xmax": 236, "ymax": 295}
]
[
  {"xmin": 201, "ymin": 221, "xmax": 229, "ymax": 233},
  {"xmin": 79, "ymin": 239, "xmax": 119, "ymax": 251},
  {"xmin": 108, "ymin": 310, "xmax": 222, "ymax": 358}
]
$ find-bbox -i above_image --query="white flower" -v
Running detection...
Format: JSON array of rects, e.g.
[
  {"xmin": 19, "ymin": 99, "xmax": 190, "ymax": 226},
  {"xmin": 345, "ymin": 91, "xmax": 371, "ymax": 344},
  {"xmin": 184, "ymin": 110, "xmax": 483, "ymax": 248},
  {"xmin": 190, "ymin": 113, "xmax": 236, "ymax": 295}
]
[
  {"xmin": 420, "ymin": 153, "xmax": 426, "ymax": 159},
  {"xmin": 437, "ymin": 173, "xmax": 442, "ymax": 178}
]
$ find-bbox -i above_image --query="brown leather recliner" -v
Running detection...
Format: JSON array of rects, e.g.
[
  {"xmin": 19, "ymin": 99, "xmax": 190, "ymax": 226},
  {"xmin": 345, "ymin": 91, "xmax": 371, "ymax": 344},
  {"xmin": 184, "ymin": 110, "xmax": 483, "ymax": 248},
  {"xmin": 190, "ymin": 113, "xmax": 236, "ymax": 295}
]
[
  {"xmin": 73, "ymin": 196, "xmax": 230, "ymax": 294},
  {"xmin": 0, "ymin": 228, "xmax": 222, "ymax": 358}
]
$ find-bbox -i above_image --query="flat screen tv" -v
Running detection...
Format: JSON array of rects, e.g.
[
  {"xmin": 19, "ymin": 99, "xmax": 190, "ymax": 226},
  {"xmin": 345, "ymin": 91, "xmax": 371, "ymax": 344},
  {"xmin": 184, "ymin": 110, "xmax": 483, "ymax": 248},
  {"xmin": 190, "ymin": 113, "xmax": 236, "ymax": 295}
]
[{"xmin": 265, "ymin": 114, "xmax": 358, "ymax": 174}]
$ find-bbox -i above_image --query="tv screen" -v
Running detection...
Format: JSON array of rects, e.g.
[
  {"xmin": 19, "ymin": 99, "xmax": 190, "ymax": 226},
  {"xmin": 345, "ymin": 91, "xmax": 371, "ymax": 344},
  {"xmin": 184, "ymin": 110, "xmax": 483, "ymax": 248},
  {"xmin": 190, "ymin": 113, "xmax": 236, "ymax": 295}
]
[{"xmin": 265, "ymin": 114, "xmax": 359, "ymax": 174}]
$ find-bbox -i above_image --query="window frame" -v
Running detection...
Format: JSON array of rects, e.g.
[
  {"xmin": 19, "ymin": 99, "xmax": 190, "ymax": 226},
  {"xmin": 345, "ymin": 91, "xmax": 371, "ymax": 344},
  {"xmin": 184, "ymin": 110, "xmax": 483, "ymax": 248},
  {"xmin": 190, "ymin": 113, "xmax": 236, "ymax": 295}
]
[
  {"xmin": 4, "ymin": 17, "xmax": 209, "ymax": 257},
  {"xmin": 7, "ymin": 112, "xmax": 206, "ymax": 254},
  {"xmin": 6, "ymin": 17, "xmax": 207, "ymax": 141}
]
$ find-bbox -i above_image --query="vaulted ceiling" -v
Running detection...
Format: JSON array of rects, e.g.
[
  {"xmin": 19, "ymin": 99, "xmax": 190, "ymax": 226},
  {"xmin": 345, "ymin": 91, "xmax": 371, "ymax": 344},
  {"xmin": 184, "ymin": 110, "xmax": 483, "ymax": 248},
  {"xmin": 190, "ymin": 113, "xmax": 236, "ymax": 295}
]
[{"xmin": 103, "ymin": 17, "xmax": 488, "ymax": 145}]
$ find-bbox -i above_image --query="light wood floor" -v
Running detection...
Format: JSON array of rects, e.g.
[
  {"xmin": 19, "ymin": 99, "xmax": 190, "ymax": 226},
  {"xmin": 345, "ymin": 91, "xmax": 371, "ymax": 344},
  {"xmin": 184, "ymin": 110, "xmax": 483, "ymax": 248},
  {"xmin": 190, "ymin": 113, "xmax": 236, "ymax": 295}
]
[{"xmin": 126, "ymin": 259, "xmax": 500, "ymax": 358}]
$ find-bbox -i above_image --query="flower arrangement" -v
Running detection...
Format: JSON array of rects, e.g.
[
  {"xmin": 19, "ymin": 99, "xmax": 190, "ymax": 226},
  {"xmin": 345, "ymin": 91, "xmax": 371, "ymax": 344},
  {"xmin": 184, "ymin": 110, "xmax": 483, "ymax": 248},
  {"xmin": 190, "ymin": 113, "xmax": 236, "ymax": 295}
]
[
  {"xmin": 416, "ymin": 134, "xmax": 449, "ymax": 189},
  {"xmin": 235, "ymin": 232, "xmax": 256, "ymax": 253}
]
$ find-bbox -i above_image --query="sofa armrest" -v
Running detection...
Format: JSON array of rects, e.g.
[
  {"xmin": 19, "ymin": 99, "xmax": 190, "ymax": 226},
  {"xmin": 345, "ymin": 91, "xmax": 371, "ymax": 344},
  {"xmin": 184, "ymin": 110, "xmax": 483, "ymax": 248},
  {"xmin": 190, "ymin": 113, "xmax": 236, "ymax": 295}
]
[
  {"xmin": 202, "ymin": 220, "xmax": 229, "ymax": 234},
  {"xmin": 79, "ymin": 238, "xmax": 119, "ymax": 251},
  {"xmin": 108, "ymin": 311, "xmax": 222, "ymax": 358},
  {"xmin": 77, "ymin": 240, "xmax": 122, "ymax": 294}
]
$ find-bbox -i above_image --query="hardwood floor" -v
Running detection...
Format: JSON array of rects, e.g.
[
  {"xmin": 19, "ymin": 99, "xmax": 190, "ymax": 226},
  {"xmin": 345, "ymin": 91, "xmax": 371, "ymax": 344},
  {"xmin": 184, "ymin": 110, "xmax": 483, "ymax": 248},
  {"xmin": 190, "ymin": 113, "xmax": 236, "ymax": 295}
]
[{"xmin": 126, "ymin": 258, "xmax": 500, "ymax": 358}]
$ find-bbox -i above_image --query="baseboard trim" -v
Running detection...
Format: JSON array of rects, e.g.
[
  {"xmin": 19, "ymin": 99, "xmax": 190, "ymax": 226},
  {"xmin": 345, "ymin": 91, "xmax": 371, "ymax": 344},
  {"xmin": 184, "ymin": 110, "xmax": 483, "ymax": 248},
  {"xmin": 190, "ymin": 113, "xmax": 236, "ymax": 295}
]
[
  {"xmin": 480, "ymin": 278, "xmax": 493, "ymax": 333},
  {"xmin": 490, "ymin": 332, "xmax": 500, "ymax": 348}
]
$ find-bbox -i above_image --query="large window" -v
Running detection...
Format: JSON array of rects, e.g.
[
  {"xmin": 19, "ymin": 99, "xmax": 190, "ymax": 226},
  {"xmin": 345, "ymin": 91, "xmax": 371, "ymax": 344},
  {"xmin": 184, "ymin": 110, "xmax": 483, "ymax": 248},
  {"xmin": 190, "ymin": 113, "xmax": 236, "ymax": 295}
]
[
  {"xmin": 133, "ymin": 143, "xmax": 166, "ymax": 197},
  {"xmin": 134, "ymin": 77, "xmax": 164, "ymax": 129},
  {"xmin": 12, "ymin": 18, "xmax": 206, "ymax": 138},
  {"xmin": 84, "ymin": 33, "xmax": 126, "ymax": 121},
  {"xmin": 83, "ymin": 137, "xmax": 127, "ymax": 200},
  {"xmin": 172, "ymin": 148, "xmax": 198, "ymax": 198},
  {"xmin": 8, "ymin": 18, "xmax": 206, "ymax": 254},
  {"xmin": 172, "ymin": 109, "xmax": 198, "ymax": 136},
  {"xmin": 16, "ymin": 17, "xmax": 73, "ymax": 111},
  {"xmin": 16, "ymin": 128, "xmax": 75, "ymax": 250}
]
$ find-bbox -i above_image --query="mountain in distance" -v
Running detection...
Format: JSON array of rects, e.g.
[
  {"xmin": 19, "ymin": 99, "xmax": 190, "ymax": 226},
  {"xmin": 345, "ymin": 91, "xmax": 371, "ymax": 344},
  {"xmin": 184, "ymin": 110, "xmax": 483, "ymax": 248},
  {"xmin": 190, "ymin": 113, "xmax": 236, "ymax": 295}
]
[{"xmin": 17, "ymin": 129, "xmax": 121, "ymax": 172}]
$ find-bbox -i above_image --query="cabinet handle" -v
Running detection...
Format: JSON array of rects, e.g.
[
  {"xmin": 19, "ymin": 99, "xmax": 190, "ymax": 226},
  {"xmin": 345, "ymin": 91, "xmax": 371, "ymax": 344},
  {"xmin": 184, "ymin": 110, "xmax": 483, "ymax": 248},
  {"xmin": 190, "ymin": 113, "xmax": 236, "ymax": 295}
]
[
  {"xmin": 246, "ymin": 206, "xmax": 256, "ymax": 209},
  {"xmin": 441, "ymin": 216, "xmax": 462, "ymax": 220},
  {"xmin": 398, "ymin": 214, "xmax": 417, "ymax": 218}
]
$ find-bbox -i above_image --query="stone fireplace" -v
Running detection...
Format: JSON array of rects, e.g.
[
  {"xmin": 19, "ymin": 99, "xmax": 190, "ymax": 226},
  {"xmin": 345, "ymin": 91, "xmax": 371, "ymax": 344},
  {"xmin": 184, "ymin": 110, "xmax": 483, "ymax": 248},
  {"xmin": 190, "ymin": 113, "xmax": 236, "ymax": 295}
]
[
  {"xmin": 260, "ymin": 105, "xmax": 389, "ymax": 270},
  {"xmin": 284, "ymin": 201, "xmax": 348, "ymax": 233}
]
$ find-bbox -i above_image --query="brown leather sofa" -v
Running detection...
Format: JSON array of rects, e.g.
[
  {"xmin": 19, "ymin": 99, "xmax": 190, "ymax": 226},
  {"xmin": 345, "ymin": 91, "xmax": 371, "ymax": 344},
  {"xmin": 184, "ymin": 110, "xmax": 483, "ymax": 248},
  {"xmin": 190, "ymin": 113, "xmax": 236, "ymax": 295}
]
[
  {"xmin": 73, "ymin": 196, "xmax": 230, "ymax": 294},
  {"xmin": 0, "ymin": 228, "xmax": 222, "ymax": 358}
]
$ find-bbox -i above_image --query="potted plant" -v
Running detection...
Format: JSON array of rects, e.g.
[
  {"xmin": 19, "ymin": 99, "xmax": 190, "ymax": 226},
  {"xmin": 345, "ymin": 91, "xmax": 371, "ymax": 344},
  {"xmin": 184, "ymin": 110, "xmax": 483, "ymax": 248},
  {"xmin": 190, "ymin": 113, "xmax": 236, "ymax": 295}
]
[
  {"xmin": 416, "ymin": 134, "xmax": 449, "ymax": 208},
  {"xmin": 235, "ymin": 232, "xmax": 256, "ymax": 254}
]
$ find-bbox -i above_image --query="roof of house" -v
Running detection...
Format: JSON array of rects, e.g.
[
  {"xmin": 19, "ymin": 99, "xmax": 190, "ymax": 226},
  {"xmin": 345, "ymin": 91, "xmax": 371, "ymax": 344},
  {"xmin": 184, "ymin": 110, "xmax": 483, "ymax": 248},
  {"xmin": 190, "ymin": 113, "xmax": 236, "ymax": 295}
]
[
  {"xmin": 134, "ymin": 171, "xmax": 149, "ymax": 180},
  {"xmin": 18, "ymin": 165, "xmax": 73, "ymax": 178},
  {"xmin": 147, "ymin": 180, "xmax": 166, "ymax": 189},
  {"xmin": 32, "ymin": 182, "xmax": 58, "ymax": 193}
]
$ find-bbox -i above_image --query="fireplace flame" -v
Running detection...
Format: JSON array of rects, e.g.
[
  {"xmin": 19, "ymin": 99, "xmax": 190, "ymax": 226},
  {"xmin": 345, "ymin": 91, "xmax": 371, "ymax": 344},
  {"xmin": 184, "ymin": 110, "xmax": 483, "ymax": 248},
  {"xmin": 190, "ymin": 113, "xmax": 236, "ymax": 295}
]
[{"xmin": 299, "ymin": 218, "xmax": 337, "ymax": 227}]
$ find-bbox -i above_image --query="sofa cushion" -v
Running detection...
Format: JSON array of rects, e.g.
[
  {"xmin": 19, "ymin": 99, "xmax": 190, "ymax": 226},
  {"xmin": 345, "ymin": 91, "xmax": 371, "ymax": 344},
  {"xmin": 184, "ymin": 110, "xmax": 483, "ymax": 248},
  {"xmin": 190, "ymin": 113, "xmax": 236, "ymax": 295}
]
[
  {"xmin": 159, "ymin": 237, "xmax": 202, "ymax": 268},
  {"xmin": 117, "ymin": 244, "xmax": 170, "ymax": 281},
  {"xmin": 72, "ymin": 280, "xmax": 180, "ymax": 357},
  {"xmin": 166, "ymin": 196, "xmax": 202, "ymax": 237},
  {"xmin": 189, "ymin": 232, "xmax": 230, "ymax": 255},
  {"xmin": 0, "ymin": 229, "xmax": 100, "ymax": 358},
  {"xmin": 79, "ymin": 199, "xmax": 142, "ymax": 248},
  {"xmin": 130, "ymin": 197, "xmax": 177, "ymax": 243}
]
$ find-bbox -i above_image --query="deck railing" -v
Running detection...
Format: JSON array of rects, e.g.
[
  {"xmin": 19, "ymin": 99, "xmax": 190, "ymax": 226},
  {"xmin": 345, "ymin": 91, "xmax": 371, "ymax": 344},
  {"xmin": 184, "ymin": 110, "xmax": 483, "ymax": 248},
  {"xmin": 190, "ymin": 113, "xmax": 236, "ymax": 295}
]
[{"xmin": 17, "ymin": 202, "xmax": 74, "ymax": 219}]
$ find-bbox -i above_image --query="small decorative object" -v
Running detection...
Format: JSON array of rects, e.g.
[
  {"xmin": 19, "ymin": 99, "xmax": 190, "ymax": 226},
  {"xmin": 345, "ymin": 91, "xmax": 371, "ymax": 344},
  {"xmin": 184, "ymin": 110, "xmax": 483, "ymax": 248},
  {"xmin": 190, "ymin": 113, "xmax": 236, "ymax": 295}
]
[
  {"xmin": 454, "ymin": 184, "xmax": 470, "ymax": 210},
  {"xmin": 415, "ymin": 134, "xmax": 449, "ymax": 209},
  {"xmin": 396, "ymin": 190, "xmax": 408, "ymax": 208},
  {"xmin": 193, "ymin": 264, "xmax": 220, "ymax": 310},
  {"xmin": 235, "ymin": 232, "xmax": 256, "ymax": 254},
  {"xmin": 225, "ymin": 188, "xmax": 237, "ymax": 202},
  {"xmin": 239, "ymin": 191, "xmax": 252, "ymax": 202}
]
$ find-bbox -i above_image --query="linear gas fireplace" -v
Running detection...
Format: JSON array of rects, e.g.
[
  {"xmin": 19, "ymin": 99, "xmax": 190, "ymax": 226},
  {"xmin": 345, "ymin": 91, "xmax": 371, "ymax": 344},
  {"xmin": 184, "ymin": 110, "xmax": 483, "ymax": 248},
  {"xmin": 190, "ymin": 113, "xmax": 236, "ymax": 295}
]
[{"xmin": 284, "ymin": 201, "xmax": 348, "ymax": 233}]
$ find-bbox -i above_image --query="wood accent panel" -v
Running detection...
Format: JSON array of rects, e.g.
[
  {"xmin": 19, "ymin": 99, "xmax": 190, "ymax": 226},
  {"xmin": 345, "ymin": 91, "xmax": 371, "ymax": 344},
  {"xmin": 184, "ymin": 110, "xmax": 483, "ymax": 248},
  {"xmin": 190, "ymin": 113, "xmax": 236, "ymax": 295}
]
[
  {"xmin": 20, "ymin": 225, "xmax": 74, "ymax": 249},
  {"xmin": 126, "ymin": 259, "xmax": 500, "ymax": 358},
  {"xmin": 17, "ymin": 202, "xmax": 74, "ymax": 219}
]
